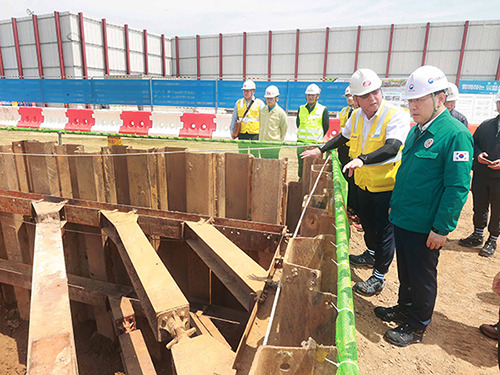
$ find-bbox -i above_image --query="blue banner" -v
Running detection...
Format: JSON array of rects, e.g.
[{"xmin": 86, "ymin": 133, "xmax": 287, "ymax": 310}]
[
  {"xmin": 0, "ymin": 78, "xmax": 349, "ymax": 112},
  {"xmin": 459, "ymin": 80, "xmax": 500, "ymax": 95}
]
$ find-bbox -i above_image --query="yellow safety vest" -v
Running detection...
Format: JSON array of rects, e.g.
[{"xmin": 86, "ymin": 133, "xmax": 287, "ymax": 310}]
[
  {"xmin": 348, "ymin": 103, "xmax": 402, "ymax": 192},
  {"xmin": 297, "ymin": 103, "xmax": 326, "ymax": 143},
  {"xmin": 339, "ymin": 105, "xmax": 352, "ymax": 147},
  {"xmin": 237, "ymin": 98, "xmax": 263, "ymax": 134}
]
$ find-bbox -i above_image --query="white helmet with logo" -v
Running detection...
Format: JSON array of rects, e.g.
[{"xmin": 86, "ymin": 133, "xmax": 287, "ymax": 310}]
[
  {"xmin": 446, "ymin": 82, "xmax": 459, "ymax": 102},
  {"xmin": 349, "ymin": 69, "xmax": 382, "ymax": 96},
  {"xmin": 305, "ymin": 84, "xmax": 321, "ymax": 95},
  {"xmin": 264, "ymin": 85, "xmax": 280, "ymax": 98},
  {"xmin": 241, "ymin": 79, "xmax": 256, "ymax": 90},
  {"xmin": 403, "ymin": 65, "xmax": 449, "ymax": 100},
  {"xmin": 344, "ymin": 86, "xmax": 352, "ymax": 97}
]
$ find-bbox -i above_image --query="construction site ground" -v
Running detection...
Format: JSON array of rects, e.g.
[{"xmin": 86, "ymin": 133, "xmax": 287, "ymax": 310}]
[{"xmin": 0, "ymin": 130, "xmax": 498, "ymax": 375}]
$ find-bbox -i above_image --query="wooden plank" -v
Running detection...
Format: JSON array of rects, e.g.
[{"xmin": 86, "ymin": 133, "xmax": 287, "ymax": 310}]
[
  {"xmin": 0, "ymin": 258, "xmax": 136, "ymax": 309},
  {"xmin": 186, "ymin": 153, "xmax": 216, "ymax": 216},
  {"xmin": 118, "ymin": 330, "xmax": 157, "ymax": 375},
  {"xmin": 250, "ymin": 158, "xmax": 286, "ymax": 224},
  {"xmin": 224, "ymin": 153, "xmax": 250, "ymax": 220},
  {"xmin": 165, "ymin": 147, "xmax": 187, "ymax": 212},
  {"xmin": 28, "ymin": 201, "xmax": 78, "ymax": 375},
  {"xmin": 127, "ymin": 149, "xmax": 158, "ymax": 209},
  {"xmin": 184, "ymin": 221, "xmax": 267, "ymax": 310},
  {"xmin": 101, "ymin": 210, "xmax": 190, "ymax": 342}
]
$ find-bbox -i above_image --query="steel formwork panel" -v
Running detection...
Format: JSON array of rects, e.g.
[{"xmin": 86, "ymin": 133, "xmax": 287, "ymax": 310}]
[
  {"xmin": 359, "ymin": 26, "xmax": 391, "ymax": 52},
  {"xmin": 357, "ymin": 52, "xmax": 386, "ymax": 76},
  {"xmin": 179, "ymin": 58, "xmax": 197, "ymax": 77},
  {"xmin": 392, "ymin": 25, "xmax": 426, "ymax": 52},
  {"xmin": 390, "ymin": 51, "xmax": 422, "ymax": 77},
  {"xmin": 427, "ymin": 23, "xmax": 464, "ymax": 51},
  {"xmin": 129, "ymin": 51, "xmax": 145, "ymax": 74},
  {"xmin": 147, "ymin": 35, "xmax": 161, "ymax": 56},
  {"xmin": 426, "ymin": 51, "xmax": 460, "ymax": 82},
  {"xmin": 222, "ymin": 34, "xmax": 243, "ymax": 56},
  {"xmin": 0, "ymin": 22, "xmax": 14, "ymax": 46},
  {"xmin": 149, "ymin": 55, "xmax": 162, "ymax": 75},
  {"xmin": 19, "ymin": 45, "xmax": 38, "ymax": 71},
  {"xmin": 128, "ymin": 29, "xmax": 144, "ymax": 53},
  {"xmin": 107, "ymin": 24, "xmax": 126, "ymax": 50},
  {"xmin": 461, "ymin": 51, "xmax": 500, "ymax": 80},
  {"xmin": 271, "ymin": 32, "xmax": 295, "ymax": 55},
  {"xmin": 83, "ymin": 18, "xmax": 104, "ymax": 45},
  {"xmin": 108, "ymin": 49, "xmax": 127, "ymax": 71},
  {"xmin": 247, "ymin": 32, "xmax": 267, "ymax": 55},
  {"xmin": 298, "ymin": 30, "xmax": 325, "ymax": 54},
  {"xmin": 16, "ymin": 18, "xmax": 36, "ymax": 44},
  {"xmin": 200, "ymin": 56, "xmax": 218, "ymax": 77},
  {"xmin": 466, "ymin": 21, "xmax": 500, "ymax": 49},
  {"xmin": 329, "ymin": 28, "xmax": 358, "ymax": 53},
  {"xmin": 199, "ymin": 36, "xmax": 218, "ymax": 57},
  {"xmin": 326, "ymin": 52, "xmax": 355, "ymax": 78},
  {"xmin": 222, "ymin": 55, "xmax": 242, "ymax": 78},
  {"xmin": 178, "ymin": 38, "xmax": 196, "ymax": 59},
  {"xmin": 37, "ymin": 16, "xmax": 58, "ymax": 43},
  {"xmin": 87, "ymin": 45, "xmax": 105, "ymax": 70},
  {"xmin": 271, "ymin": 54, "xmax": 295, "ymax": 78}
]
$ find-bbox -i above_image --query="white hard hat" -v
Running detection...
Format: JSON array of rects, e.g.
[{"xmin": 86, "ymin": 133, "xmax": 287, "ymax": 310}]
[
  {"xmin": 403, "ymin": 65, "xmax": 449, "ymax": 100},
  {"xmin": 446, "ymin": 82, "xmax": 459, "ymax": 102},
  {"xmin": 264, "ymin": 85, "xmax": 280, "ymax": 98},
  {"xmin": 495, "ymin": 89, "xmax": 500, "ymax": 102},
  {"xmin": 349, "ymin": 69, "xmax": 382, "ymax": 96},
  {"xmin": 305, "ymin": 84, "xmax": 321, "ymax": 95},
  {"xmin": 343, "ymin": 86, "xmax": 352, "ymax": 97},
  {"xmin": 241, "ymin": 80, "xmax": 256, "ymax": 90}
]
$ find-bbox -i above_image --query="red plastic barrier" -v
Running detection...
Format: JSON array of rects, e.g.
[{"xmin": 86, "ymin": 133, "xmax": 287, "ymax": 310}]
[
  {"xmin": 17, "ymin": 107, "xmax": 44, "ymax": 129},
  {"xmin": 323, "ymin": 118, "xmax": 341, "ymax": 141},
  {"xmin": 179, "ymin": 113, "xmax": 217, "ymax": 138},
  {"xmin": 119, "ymin": 111, "xmax": 152, "ymax": 135},
  {"xmin": 64, "ymin": 108, "xmax": 95, "ymax": 132}
]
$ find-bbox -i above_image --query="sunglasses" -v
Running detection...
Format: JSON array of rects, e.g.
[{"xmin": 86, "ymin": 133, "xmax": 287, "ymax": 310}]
[{"xmin": 357, "ymin": 88, "xmax": 380, "ymax": 100}]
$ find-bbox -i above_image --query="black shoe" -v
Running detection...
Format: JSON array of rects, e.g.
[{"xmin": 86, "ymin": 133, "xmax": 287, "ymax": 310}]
[
  {"xmin": 479, "ymin": 238, "xmax": 497, "ymax": 257},
  {"xmin": 374, "ymin": 305, "xmax": 408, "ymax": 324},
  {"xmin": 459, "ymin": 232, "xmax": 484, "ymax": 247},
  {"xmin": 353, "ymin": 275, "xmax": 384, "ymax": 296},
  {"xmin": 349, "ymin": 250, "xmax": 375, "ymax": 268},
  {"xmin": 384, "ymin": 323, "xmax": 425, "ymax": 347}
]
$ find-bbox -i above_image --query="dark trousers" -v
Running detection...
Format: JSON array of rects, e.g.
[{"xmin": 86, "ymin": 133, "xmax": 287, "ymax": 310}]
[
  {"xmin": 338, "ymin": 143, "xmax": 359, "ymax": 214},
  {"xmin": 356, "ymin": 188, "xmax": 394, "ymax": 275},
  {"xmin": 394, "ymin": 225, "xmax": 440, "ymax": 330},
  {"xmin": 472, "ymin": 174, "xmax": 500, "ymax": 237},
  {"xmin": 238, "ymin": 133, "xmax": 260, "ymax": 157}
]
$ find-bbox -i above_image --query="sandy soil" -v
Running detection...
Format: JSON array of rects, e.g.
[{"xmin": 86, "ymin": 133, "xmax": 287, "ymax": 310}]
[{"xmin": 0, "ymin": 130, "xmax": 497, "ymax": 374}]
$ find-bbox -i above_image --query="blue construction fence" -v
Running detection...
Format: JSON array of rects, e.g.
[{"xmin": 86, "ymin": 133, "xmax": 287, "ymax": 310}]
[{"xmin": 0, "ymin": 78, "xmax": 349, "ymax": 112}]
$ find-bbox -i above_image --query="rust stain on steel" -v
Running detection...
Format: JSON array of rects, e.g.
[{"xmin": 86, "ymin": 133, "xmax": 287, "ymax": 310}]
[
  {"xmin": 101, "ymin": 210, "xmax": 190, "ymax": 342},
  {"xmin": 184, "ymin": 221, "xmax": 267, "ymax": 311},
  {"xmin": 28, "ymin": 201, "xmax": 78, "ymax": 375}
]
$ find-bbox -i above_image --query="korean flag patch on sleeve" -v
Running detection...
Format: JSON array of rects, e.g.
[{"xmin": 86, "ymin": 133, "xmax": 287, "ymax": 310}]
[{"xmin": 453, "ymin": 151, "xmax": 469, "ymax": 162}]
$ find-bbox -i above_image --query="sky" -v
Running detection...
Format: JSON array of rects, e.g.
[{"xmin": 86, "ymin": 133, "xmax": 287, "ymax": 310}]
[{"xmin": 1, "ymin": 0, "xmax": 499, "ymax": 37}]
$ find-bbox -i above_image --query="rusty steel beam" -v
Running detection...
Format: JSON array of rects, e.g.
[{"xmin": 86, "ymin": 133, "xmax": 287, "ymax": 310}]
[
  {"xmin": 0, "ymin": 258, "xmax": 136, "ymax": 309},
  {"xmin": 184, "ymin": 221, "xmax": 267, "ymax": 311},
  {"xmin": 101, "ymin": 210, "xmax": 190, "ymax": 342},
  {"xmin": 109, "ymin": 296, "xmax": 157, "ymax": 375},
  {"xmin": 27, "ymin": 201, "xmax": 78, "ymax": 375},
  {"xmin": 0, "ymin": 189, "xmax": 284, "ymax": 253}
]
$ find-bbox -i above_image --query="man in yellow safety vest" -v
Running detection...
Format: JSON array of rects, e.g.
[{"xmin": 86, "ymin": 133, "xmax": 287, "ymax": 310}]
[
  {"xmin": 296, "ymin": 83, "xmax": 330, "ymax": 179},
  {"xmin": 230, "ymin": 79, "xmax": 265, "ymax": 156},
  {"xmin": 301, "ymin": 69, "xmax": 411, "ymax": 296}
]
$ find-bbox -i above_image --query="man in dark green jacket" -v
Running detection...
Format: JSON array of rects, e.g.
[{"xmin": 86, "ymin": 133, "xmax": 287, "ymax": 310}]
[{"xmin": 374, "ymin": 66, "xmax": 474, "ymax": 347}]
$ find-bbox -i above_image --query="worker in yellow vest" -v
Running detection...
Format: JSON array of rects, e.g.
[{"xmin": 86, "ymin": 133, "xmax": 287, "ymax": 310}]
[
  {"xmin": 230, "ymin": 79, "xmax": 265, "ymax": 157},
  {"xmin": 338, "ymin": 86, "xmax": 360, "ymax": 225},
  {"xmin": 296, "ymin": 83, "xmax": 330, "ymax": 179},
  {"xmin": 301, "ymin": 69, "xmax": 411, "ymax": 296}
]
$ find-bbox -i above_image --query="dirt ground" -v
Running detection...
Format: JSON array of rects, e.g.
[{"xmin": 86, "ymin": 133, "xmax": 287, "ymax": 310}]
[{"xmin": 0, "ymin": 130, "xmax": 498, "ymax": 374}]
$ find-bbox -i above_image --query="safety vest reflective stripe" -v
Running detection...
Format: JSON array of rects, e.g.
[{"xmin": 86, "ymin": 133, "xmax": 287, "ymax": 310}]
[{"xmin": 297, "ymin": 103, "xmax": 325, "ymax": 143}]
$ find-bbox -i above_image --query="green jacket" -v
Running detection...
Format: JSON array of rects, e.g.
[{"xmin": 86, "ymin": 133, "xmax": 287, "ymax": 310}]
[{"xmin": 389, "ymin": 109, "xmax": 473, "ymax": 235}]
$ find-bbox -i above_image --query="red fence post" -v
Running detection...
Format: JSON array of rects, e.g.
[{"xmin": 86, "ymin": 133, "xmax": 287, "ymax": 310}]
[
  {"xmin": 323, "ymin": 27, "xmax": 330, "ymax": 80},
  {"xmin": 102, "ymin": 19, "xmax": 110, "ymax": 75},
  {"xmin": 219, "ymin": 33, "xmax": 223, "ymax": 80},
  {"xmin": 243, "ymin": 32, "xmax": 247, "ymax": 81},
  {"xmin": 354, "ymin": 26, "xmax": 361, "ymax": 72},
  {"xmin": 456, "ymin": 20, "xmax": 469, "ymax": 86},
  {"xmin": 125, "ymin": 24, "xmax": 131, "ymax": 75},
  {"xmin": 78, "ymin": 12, "xmax": 88, "ymax": 79},
  {"xmin": 54, "ymin": 11, "xmax": 66, "ymax": 78},
  {"xmin": 143, "ymin": 29, "xmax": 149, "ymax": 75},
  {"xmin": 33, "ymin": 15, "xmax": 44, "ymax": 78},
  {"xmin": 175, "ymin": 36, "xmax": 180, "ymax": 78},
  {"xmin": 268, "ymin": 30, "xmax": 272, "ymax": 81},
  {"xmin": 386, "ymin": 24, "xmax": 394, "ymax": 78},
  {"xmin": 294, "ymin": 29, "xmax": 300, "ymax": 81},
  {"xmin": 12, "ymin": 18, "xmax": 23, "ymax": 78},
  {"xmin": 421, "ymin": 22, "xmax": 430, "ymax": 66}
]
